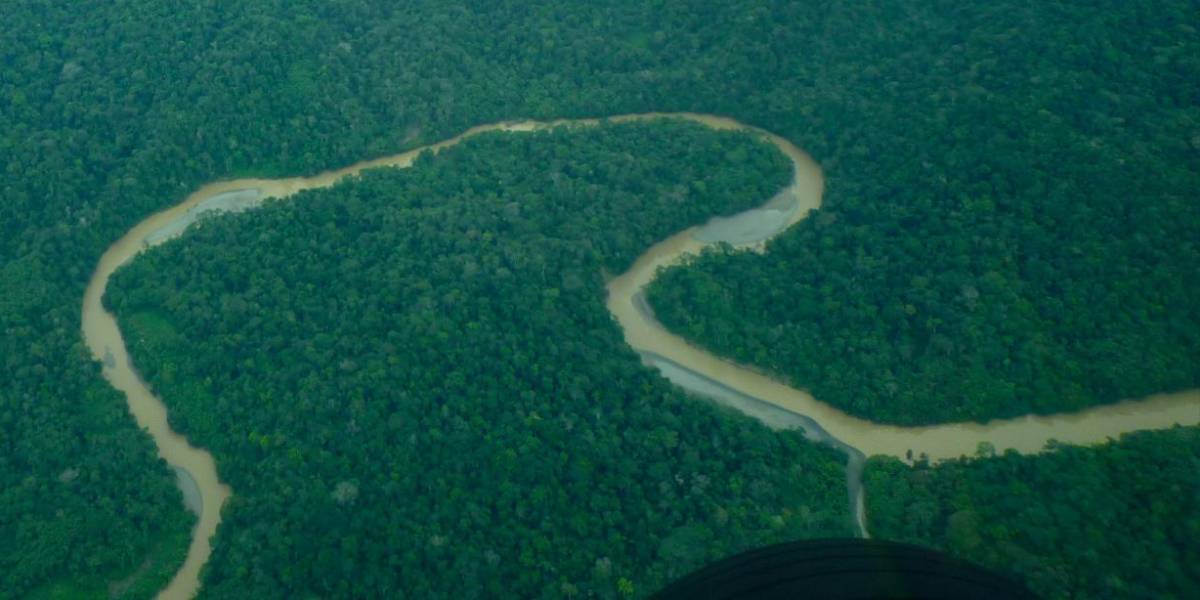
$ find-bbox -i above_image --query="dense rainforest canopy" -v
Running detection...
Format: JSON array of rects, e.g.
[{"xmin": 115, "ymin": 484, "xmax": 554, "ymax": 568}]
[
  {"xmin": 865, "ymin": 427, "xmax": 1200, "ymax": 599},
  {"xmin": 645, "ymin": 8, "xmax": 1200, "ymax": 425},
  {"xmin": 1, "ymin": 0, "xmax": 1197, "ymax": 598},
  {"xmin": 105, "ymin": 122, "xmax": 851, "ymax": 598}
]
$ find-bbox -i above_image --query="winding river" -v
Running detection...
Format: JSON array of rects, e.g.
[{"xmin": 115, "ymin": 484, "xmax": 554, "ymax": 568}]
[{"xmin": 81, "ymin": 113, "xmax": 1199, "ymax": 598}]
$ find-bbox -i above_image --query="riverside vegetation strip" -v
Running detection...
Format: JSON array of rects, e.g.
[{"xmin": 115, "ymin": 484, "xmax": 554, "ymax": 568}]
[{"xmin": 93, "ymin": 116, "xmax": 1196, "ymax": 598}]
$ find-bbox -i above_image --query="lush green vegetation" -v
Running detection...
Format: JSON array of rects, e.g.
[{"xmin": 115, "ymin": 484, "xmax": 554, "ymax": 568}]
[
  {"xmin": 646, "ymin": 2, "xmax": 1200, "ymax": 425},
  {"xmin": 106, "ymin": 122, "xmax": 852, "ymax": 598},
  {"xmin": 865, "ymin": 427, "xmax": 1200, "ymax": 599},
  {"xmin": 20, "ymin": 527, "xmax": 192, "ymax": 600},
  {"xmin": 3, "ymin": 0, "xmax": 1198, "ymax": 596}
]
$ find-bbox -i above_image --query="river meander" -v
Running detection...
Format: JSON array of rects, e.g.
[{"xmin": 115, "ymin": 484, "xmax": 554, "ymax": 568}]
[{"xmin": 81, "ymin": 113, "xmax": 1199, "ymax": 598}]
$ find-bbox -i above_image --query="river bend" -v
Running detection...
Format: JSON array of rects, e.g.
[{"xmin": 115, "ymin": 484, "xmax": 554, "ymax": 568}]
[{"xmin": 81, "ymin": 113, "xmax": 1199, "ymax": 598}]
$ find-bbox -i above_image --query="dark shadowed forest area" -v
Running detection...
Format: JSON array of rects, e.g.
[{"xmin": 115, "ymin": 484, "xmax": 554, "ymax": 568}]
[{"xmin": 865, "ymin": 428, "xmax": 1200, "ymax": 599}]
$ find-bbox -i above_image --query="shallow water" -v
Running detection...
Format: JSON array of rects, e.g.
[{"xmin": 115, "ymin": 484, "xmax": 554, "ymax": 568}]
[
  {"xmin": 693, "ymin": 188, "xmax": 799, "ymax": 245},
  {"xmin": 144, "ymin": 189, "xmax": 263, "ymax": 246},
  {"xmin": 173, "ymin": 466, "xmax": 202, "ymax": 516}
]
